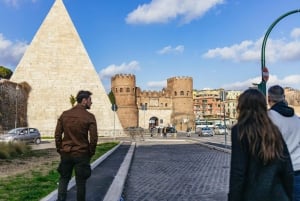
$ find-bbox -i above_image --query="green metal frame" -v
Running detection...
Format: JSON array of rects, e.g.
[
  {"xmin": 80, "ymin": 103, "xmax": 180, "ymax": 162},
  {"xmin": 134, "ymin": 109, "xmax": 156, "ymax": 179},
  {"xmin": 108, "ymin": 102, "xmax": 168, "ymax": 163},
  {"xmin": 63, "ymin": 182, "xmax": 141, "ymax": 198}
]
[{"xmin": 259, "ymin": 9, "xmax": 300, "ymax": 95}]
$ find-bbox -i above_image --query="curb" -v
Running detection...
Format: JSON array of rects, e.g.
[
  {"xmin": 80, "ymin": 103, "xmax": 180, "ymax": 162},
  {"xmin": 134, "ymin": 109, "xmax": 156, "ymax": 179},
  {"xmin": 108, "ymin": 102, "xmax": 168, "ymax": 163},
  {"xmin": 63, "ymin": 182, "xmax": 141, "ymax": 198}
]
[
  {"xmin": 188, "ymin": 138, "xmax": 231, "ymax": 154},
  {"xmin": 40, "ymin": 142, "xmax": 122, "ymax": 201},
  {"xmin": 103, "ymin": 142, "xmax": 136, "ymax": 201}
]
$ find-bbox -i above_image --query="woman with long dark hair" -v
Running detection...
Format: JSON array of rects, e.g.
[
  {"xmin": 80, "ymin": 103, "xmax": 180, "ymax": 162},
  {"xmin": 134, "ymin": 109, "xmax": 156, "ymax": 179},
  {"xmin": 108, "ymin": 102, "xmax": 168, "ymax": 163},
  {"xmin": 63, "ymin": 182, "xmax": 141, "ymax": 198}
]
[{"xmin": 228, "ymin": 88, "xmax": 294, "ymax": 201}]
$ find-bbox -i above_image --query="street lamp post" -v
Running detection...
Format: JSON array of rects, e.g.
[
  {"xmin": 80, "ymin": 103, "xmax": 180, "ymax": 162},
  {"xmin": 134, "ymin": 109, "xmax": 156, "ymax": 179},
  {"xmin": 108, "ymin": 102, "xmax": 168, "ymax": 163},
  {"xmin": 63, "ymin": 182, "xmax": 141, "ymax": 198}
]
[
  {"xmin": 111, "ymin": 104, "xmax": 118, "ymax": 140},
  {"xmin": 259, "ymin": 9, "xmax": 300, "ymax": 95},
  {"xmin": 220, "ymin": 90, "xmax": 227, "ymax": 147},
  {"xmin": 223, "ymin": 102, "xmax": 227, "ymax": 147},
  {"xmin": 15, "ymin": 85, "xmax": 19, "ymax": 130}
]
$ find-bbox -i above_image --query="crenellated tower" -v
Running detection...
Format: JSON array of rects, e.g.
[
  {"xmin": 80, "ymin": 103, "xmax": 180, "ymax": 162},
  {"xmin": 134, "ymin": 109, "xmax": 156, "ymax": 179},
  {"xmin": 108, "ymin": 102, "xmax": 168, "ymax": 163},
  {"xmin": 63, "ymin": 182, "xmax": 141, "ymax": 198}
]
[
  {"xmin": 111, "ymin": 74, "xmax": 138, "ymax": 128},
  {"xmin": 167, "ymin": 76, "xmax": 194, "ymax": 131}
]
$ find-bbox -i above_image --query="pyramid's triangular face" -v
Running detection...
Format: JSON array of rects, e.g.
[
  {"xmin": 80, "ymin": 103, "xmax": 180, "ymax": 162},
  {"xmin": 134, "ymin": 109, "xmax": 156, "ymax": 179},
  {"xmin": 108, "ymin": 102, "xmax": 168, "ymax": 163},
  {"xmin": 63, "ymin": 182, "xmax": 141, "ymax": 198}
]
[{"xmin": 11, "ymin": 0, "xmax": 123, "ymax": 135}]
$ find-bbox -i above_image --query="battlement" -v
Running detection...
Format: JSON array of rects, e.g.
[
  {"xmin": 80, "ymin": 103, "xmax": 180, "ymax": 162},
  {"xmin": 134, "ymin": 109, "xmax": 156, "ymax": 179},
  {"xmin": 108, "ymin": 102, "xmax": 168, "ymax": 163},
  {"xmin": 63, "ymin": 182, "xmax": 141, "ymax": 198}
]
[
  {"xmin": 167, "ymin": 76, "xmax": 193, "ymax": 81},
  {"xmin": 111, "ymin": 74, "xmax": 136, "ymax": 81},
  {"xmin": 139, "ymin": 89, "xmax": 170, "ymax": 98}
]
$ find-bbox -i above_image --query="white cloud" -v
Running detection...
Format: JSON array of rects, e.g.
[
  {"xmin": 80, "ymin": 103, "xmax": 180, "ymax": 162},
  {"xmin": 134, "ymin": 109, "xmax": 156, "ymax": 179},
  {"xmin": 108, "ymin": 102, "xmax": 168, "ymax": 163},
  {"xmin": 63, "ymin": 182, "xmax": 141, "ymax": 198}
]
[
  {"xmin": 290, "ymin": 28, "xmax": 300, "ymax": 39},
  {"xmin": 2, "ymin": 0, "xmax": 18, "ymax": 6},
  {"xmin": 99, "ymin": 61, "xmax": 141, "ymax": 80},
  {"xmin": 2, "ymin": 0, "xmax": 38, "ymax": 7},
  {"xmin": 203, "ymin": 28, "xmax": 300, "ymax": 63},
  {"xmin": 203, "ymin": 39, "xmax": 261, "ymax": 62},
  {"xmin": 0, "ymin": 33, "xmax": 28, "ymax": 68},
  {"xmin": 146, "ymin": 80, "xmax": 167, "ymax": 89},
  {"xmin": 126, "ymin": 0, "xmax": 224, "ymax": 24},
  {"xmin": 157, "ymin": 45, "xmax": 184, "ymax": 55},
  {"xmin": 221, "ymin": 76, "xmax": 261, "ymax": 91},
  {"xmin": 222, "ymin": 74, "xmax": 300, "ymax": 91}
]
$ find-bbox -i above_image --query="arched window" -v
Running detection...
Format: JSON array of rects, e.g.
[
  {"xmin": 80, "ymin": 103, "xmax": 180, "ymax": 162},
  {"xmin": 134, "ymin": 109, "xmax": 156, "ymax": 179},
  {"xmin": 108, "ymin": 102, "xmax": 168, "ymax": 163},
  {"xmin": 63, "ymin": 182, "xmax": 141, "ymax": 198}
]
[
  {"xmin": 120, "ymin": 88, "xmax": 123, "ymax": 93},
  {"xmin": 126, "ymin": 87, "xmax": 130, "ymax": 92},
  {"xmin": 174, "ymin": 91, "xmax": 177, "ymax": 96},
  {"xmin": 115, "ymin": 88, "xmax": 118, "ymax": 93},
  {"xmin": 180, "ymin": 91, "xmax": 184, "ymax": 95}
]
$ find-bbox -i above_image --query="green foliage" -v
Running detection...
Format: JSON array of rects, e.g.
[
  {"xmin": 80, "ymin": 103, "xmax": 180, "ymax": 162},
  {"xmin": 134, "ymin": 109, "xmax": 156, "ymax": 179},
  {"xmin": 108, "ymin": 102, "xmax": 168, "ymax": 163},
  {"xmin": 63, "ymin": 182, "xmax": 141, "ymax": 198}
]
[
  {"xmin": 69, "ymin": 94, "xmax": 76, "ymax": 107},
  {"xmin": 0, "ymin": 142, "xmax": 31, "ymax": 159},
  {"xmin": 0, "ymin": 66, "xmax": 13, "ymax": 79},
  {"xmin": 108, "ymin": 90, "xmax": 115, "ymax": 105},
  {"xmin": 91, "ymin": 142, "xmax": 118, "ymax": 161}
]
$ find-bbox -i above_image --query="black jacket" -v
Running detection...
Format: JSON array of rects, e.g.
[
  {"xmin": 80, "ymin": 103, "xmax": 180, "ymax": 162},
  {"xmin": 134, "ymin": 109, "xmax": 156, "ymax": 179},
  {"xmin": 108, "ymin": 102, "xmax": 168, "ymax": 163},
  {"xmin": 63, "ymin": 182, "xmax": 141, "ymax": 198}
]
[
  {"xmin": 228, "ymin": 125, "xmax": 294, "ymax": 201},
  {"xmin": 270, "ymin": 101, "xmax": 294, "ymax": 117}
]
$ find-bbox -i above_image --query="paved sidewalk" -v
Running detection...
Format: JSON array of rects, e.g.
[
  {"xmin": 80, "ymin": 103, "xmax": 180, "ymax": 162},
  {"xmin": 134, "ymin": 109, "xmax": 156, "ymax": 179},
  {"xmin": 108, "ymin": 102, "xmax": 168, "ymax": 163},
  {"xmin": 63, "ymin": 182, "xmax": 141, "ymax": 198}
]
[
  {"xmin": 65, "ymin": 142, "xmax": 132, "ymax": 201},
  {"xmin": 122, "ymin": 140, "xmax": 230, "ymax": 201},
  {"xmin": 41, "ymin": 141, "xmax": 132, "ymax": 201}
]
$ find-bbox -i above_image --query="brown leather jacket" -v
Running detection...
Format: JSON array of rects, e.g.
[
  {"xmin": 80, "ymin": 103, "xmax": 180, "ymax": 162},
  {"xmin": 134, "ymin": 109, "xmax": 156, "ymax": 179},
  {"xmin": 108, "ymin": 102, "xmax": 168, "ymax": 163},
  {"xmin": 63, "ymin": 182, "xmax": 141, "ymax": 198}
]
[{"xmin": 55, "ymin": 104, "xmax": 98, "ymax": 156}]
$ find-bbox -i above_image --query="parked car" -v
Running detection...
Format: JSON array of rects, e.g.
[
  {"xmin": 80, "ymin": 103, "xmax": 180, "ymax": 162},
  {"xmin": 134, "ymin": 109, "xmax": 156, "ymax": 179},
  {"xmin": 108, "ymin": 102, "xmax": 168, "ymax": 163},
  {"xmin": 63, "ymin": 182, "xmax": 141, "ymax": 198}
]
[
  {"xmin": 0, "ymin": 127, "xmax": 41, "ymax": 144},
  {"xmin": 214, "ymin": 125, "xmax": 227, "ymax": 135},
  {"xmin": 198, "ymin": 127, "xmax": 214, "ymax": 137},
  {"xmin": 166, "ymin": 127, "xmax": 177, "ymax": 133}
]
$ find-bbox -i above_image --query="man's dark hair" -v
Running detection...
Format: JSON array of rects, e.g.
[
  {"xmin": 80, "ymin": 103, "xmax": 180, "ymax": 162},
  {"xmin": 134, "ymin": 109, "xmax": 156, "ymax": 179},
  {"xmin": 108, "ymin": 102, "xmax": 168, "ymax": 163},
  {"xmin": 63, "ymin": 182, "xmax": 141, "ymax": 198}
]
[
  {"xmin": 76, "ymin": 90, "xmax": 92, "ymax": 103},
  {"xmin": 268, "ymin": 85, "xmax": 285, "ymax": 103}
]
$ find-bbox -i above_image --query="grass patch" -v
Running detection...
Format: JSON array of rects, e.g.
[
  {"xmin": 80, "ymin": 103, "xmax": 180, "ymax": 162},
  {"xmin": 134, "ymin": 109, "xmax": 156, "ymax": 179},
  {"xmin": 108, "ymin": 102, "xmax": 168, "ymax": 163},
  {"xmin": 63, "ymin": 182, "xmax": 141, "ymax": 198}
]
[
  {"xmin": 0, "ymin": 142, "xmax": 119, "ymax": 201},
  {"xmin": 0, "ymin": 142, "xmax": 31, "ymax": 159}
]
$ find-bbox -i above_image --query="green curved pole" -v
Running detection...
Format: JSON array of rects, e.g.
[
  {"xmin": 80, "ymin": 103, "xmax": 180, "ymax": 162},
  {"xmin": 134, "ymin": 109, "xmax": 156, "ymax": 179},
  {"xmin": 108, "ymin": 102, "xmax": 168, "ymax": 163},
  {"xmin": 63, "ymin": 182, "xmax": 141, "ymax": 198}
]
[{"xmin": 260, "ymin": 9, "xmax": 300, "ymax": 95}]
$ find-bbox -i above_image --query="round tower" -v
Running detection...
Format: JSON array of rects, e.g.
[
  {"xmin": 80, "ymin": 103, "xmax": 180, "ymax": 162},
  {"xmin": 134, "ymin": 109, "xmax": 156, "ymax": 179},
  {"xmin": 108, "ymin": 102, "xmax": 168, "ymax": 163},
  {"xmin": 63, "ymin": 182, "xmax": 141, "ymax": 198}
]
[
  {"xmin": 167, "ymin": 76, "xmax": 194, "ymax": 131},
  {"xmin": 111, "ymin": 74, "xmax": 138, "ymax": 128}
]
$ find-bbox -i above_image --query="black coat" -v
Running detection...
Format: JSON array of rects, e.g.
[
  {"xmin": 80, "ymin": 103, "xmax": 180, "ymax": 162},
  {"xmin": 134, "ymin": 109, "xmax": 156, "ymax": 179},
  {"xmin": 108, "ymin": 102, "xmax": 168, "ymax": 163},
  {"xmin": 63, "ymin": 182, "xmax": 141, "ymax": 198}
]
[{"xmin": 228, "ymin": 125, "xmax": 294, "ymax": 201}]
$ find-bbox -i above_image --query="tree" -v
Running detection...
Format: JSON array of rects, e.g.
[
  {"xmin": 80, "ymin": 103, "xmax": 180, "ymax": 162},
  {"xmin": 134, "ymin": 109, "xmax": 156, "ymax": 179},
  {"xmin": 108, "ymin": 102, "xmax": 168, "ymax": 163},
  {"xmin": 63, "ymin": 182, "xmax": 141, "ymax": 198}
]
[
  {"xmin": 69, "ymin": 95, "xmax": 76, "ymax": 107},
  {"xmin": 108, "ymin": 90, "xmax": 115, "ymax": 105},
  {"xmin": 0, "ymin": 66, "xmax": 13, "ymax": 79}
]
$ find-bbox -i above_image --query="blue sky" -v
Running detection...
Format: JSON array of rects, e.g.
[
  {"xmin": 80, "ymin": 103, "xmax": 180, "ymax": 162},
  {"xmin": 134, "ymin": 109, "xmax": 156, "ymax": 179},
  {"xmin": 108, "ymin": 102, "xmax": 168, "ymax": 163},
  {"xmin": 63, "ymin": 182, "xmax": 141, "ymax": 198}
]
[{"xmin": 1, "ymin": 0, "xmax": 300, "ymax": 92}]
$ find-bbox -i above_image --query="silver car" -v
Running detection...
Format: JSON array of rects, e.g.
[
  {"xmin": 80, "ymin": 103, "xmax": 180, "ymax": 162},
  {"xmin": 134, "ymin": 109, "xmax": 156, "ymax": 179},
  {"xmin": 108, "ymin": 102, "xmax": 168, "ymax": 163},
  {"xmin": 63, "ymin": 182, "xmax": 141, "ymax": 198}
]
[
  {"xmin": 215, "ymin": 125, "xmax": 227, "ymax": 135},
  {"xmin": 198, "ymin": 127, "xmax": 214, "ymax": 137},
  {"xmin": 0, "ymin": 127, "xmax": 41, "ymax": 144}
]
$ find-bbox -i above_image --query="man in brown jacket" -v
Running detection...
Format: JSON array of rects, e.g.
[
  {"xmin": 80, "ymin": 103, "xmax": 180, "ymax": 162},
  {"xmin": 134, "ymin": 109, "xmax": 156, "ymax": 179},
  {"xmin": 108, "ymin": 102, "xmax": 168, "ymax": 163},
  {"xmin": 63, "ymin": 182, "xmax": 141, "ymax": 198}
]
[{"xmin": 55, "ymin": 90, "xmax": 98, "ymax": 201}]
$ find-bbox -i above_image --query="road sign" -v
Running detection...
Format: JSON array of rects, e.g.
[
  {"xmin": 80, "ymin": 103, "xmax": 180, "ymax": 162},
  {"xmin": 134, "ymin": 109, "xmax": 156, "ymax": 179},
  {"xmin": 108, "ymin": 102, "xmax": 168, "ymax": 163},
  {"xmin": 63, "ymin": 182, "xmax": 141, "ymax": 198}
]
[
  {"xmin": 262, "ymin": 67, "xmax": 269, "ymax": 82},
  {"xmin": 111, "ymin": 104, "xmax": 118, "ymax": 111}
]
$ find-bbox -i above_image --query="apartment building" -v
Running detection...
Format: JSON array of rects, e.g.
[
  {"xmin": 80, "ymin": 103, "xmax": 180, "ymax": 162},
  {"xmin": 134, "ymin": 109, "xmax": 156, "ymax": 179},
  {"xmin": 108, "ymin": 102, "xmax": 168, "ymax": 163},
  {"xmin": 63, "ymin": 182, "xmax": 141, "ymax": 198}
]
[{"xmin": 193, "ymin": 89, "xmax": 242, "ymax": 126}]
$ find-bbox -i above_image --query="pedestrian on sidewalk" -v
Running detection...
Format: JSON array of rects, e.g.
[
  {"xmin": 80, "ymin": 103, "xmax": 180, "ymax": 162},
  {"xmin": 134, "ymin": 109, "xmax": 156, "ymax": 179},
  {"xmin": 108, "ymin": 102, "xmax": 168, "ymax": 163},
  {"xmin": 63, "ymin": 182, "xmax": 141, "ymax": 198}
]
[
  {"xmin": 150, "ymin": 127, "xmax": 154, "ymax": 137},
  {"xmin": 268, "ymin": 85, "xmax": 300, "ymax": 201},
  {"xmin": 228, "ymin": 88, "xmax": 294, "ymax": 201},
  {"xmin": 55, "ymin": 90, "xmax": 98, "ymax": 201},
  {"xmin": 186, "ymin": 127, "xmax": 191, "ymax": 137},
  {"xmin": 163, "ymin": 127, "xmax": 167, "ymax": 138}
]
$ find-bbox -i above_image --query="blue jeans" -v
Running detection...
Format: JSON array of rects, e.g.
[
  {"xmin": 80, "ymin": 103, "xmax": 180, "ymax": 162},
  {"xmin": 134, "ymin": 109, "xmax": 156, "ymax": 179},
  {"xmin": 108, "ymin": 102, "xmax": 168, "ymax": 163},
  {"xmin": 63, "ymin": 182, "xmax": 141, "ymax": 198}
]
[
  {"xmin": 57, "ymin": 154, "xmax": 91, "ymax": 201},
  {"xmin": 295, "ymin": 173, "xmax": 300, "ymax": 201}
]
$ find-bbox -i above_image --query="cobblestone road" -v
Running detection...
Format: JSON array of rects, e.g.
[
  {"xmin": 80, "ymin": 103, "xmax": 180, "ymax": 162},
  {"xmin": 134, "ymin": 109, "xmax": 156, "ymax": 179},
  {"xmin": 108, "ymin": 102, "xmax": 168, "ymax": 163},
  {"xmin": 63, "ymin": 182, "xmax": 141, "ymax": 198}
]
[{"xmin": 122, "ymin": 140, "xmax": 230, "ymax": 201}]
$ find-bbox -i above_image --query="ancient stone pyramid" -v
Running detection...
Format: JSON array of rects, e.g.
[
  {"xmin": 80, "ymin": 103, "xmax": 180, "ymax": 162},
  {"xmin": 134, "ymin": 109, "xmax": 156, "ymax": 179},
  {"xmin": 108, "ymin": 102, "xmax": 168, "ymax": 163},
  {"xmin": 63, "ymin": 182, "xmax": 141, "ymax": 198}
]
[{"xmin": 10, "ymin": 0, "xmax": 123, "ymax": 136}]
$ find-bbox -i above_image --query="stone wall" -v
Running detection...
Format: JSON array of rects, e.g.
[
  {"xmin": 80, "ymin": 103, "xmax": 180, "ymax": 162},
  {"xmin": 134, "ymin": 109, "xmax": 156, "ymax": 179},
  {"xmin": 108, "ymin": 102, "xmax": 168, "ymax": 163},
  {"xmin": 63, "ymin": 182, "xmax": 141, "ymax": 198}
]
[{"xmin": 0, "ymin": 80, "xmax": 30, "ymax": 132}]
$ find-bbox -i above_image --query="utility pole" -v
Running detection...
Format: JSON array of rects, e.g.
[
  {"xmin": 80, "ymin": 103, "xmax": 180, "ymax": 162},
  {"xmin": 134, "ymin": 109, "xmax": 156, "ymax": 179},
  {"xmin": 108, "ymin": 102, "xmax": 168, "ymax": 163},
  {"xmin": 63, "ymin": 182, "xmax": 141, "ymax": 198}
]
[
  {"xmin": 111, "ymin": 104, "xmax": 118, "ymax": 140},
  {"xmin": 220, "ymin": 90, "xmax": 227, "ymax": 147},
  {"xmin": 15, "ymin": 85, "xmax": 19, "ymax": 130}
]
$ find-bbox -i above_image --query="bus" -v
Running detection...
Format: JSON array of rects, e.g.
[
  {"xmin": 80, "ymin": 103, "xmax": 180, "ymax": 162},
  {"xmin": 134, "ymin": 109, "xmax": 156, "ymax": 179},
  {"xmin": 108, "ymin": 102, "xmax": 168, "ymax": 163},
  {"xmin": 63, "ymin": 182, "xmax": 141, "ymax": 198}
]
[{"xmin": 195, "ymin": 120, "xmax": 215, "ymax": 128}]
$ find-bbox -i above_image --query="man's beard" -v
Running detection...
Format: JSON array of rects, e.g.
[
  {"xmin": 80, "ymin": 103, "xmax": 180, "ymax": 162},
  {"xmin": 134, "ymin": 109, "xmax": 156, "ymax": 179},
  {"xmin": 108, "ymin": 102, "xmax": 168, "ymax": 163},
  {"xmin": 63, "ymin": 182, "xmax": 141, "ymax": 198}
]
[{"xmin": 85, "ymin": 104, "xmax": 90, "ymax": 110}]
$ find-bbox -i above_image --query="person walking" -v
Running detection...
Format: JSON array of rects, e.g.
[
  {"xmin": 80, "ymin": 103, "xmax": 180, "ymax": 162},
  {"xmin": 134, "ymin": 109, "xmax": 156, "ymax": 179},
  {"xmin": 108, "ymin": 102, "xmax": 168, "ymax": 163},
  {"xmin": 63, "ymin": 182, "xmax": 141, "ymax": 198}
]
[
  {"xmin": 55, "ymin": 90, "xmax": 98, "ymax": 201},
  {"xmin": 228, "ymin": 88, "xmax": 294, "ymax": 201},
  {"xmin": 268, "ymin": 85, "xmax": 300, "ymax": 201},
  {"xmin": 163, "ymin": 126, "xmax": 167, "ymax": 138}
]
